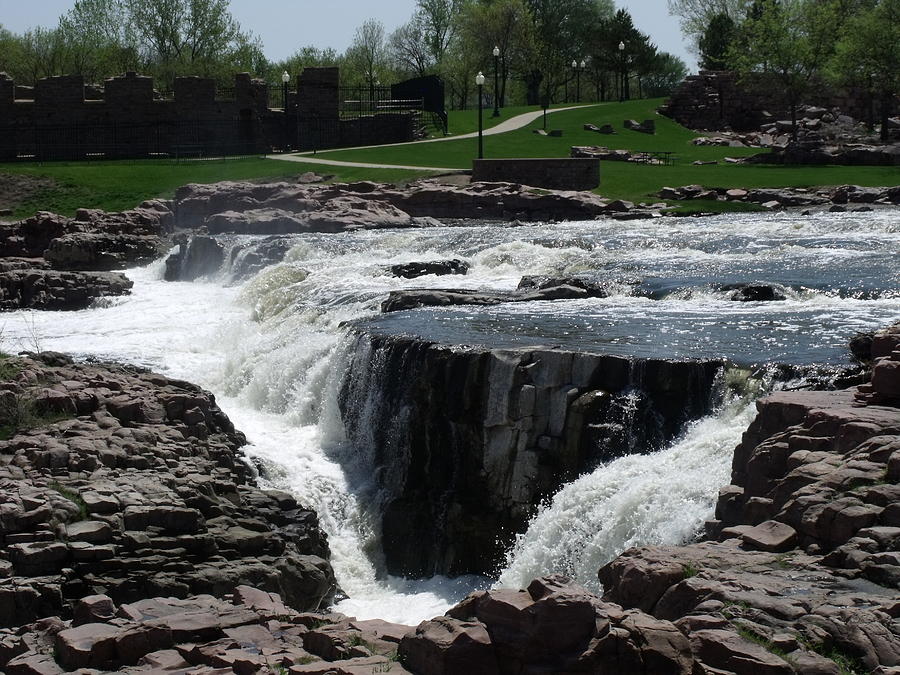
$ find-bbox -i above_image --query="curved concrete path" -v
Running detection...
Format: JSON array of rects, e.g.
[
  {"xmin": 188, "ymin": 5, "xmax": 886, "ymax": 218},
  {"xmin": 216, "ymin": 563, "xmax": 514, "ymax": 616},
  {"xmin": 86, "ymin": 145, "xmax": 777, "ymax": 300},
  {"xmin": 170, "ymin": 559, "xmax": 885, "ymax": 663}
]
[{"xmin": 269, "ymin": 103, "xmax": 603, "ymax": 172}]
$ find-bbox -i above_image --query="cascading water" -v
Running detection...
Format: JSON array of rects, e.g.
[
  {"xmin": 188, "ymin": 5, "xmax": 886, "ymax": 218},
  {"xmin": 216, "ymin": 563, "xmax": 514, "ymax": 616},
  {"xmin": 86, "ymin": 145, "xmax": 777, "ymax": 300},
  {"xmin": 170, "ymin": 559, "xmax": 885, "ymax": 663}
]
[
  {"xmin": 497, "ymin": 379, "xmax": 760, "ymax": 591},
  {"xmin": 2, "ymin": 210, "xmax": 897, "ymax": 623}
]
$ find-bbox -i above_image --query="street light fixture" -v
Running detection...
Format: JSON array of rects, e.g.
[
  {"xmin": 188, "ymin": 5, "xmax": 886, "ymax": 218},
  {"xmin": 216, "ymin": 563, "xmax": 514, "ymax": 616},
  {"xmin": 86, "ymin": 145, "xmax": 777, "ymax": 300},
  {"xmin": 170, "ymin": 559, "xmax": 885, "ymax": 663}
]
[
  {"xmin": 618, "ymin": 41, "xmax": 626, "ymax": 103},
  {"xmin": 475, "ymin": 71, "xmax": 485, "ymax": 159},
  {"xmin": 579, "ymin": 60, "xmax": 586, "ymax": 102},
  {"xmin": 492, "ymin": 45, "xmax": 501, "ymax": 117},
  {"xmin": 281, "ymin": 70, "xmax": 290, "ymax": 109}
]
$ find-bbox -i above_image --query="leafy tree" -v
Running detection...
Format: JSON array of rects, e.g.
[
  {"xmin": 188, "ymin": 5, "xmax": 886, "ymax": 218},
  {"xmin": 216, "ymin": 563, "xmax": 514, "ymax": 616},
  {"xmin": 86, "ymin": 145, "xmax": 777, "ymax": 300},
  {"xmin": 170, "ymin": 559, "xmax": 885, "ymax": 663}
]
[
  {"xmin": 667, "ymin": 0, "xmax": 744, "ymax": 51},
  {"xmin": 58, "ymin": 0, "xmax": 139, "ymax": 81},
  {"xmin": 17, "ymin": 27, "xmax": 69, "ymax": 84},
  {"xmin": 416, "ymin": 0, "xmax": 464, "ymax": 67},
  {"xmin": 456, "ymin": 0, "xmax": 534, "ymax": 107},
  {"xmin": 698, "ymin": 12, "xmax": 736, "ymax": 70},
  {"xmin": 643, "ymin": 52, "xmax": 689, "ymax": 96},
  {"xmin": 124, "ymin": 0, "xmax": 257, "ymax": 85},
  {"xmin": 345, "ymin": 19, "xmax": 388, "ymax": 90},
  {"xmin": 524, "ymin": 0, "xmax": 610, "ymax": 104},
  {"xmin": 0, "ymin": 25, "xmax": 27, "ymax": 81},
  {"xmin": 831, "ymin": 0, "xmax": 900, "ymax": 141},
  {"xmin": 729, "ymin": 0, "xmax": 843, "ymax": 139}
]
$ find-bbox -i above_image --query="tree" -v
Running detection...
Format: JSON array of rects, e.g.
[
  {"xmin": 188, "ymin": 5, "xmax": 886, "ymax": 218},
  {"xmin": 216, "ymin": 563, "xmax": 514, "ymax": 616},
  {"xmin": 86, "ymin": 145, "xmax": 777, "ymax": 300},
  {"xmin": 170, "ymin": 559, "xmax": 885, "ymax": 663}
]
[
  {"xmin": 123, "ymin": 0, "xmax": 250, "ymax": 85},
  {"xmin": 0, "ymin": 25, "xmax": 27, "ymax": 81},
  {"xmin": 667, "ymin": 0, "xmax": 744, "ymax": 51},
  {"xmin": 524, "ymin": 0, "xmax": 610, "ymax": 104},
  {"xmin": 17, "ymin": 27, "xmax": 69, "ymax": 83},
  {"xmin": 388, "ymin": 15, "xmax": 433, "ymax": 78},
  {"xmin": 729, "ymin": 0, "xmax": 843, "ymax": 139},
  {"xmin": 346, "ymin": 19, "xmax": 387, "ymax": 91},
  {"xmin": 456, "ymin": 0, "xmax": 534, "ymax": 107},
  {"xmin": 831, "ymin": 0, "xmax": 900, "ymax": 141},
  {"xmin": 643, "ymin": 52, "xmax": 689, "ymax": 97},
  {"xmin": 416, "ymin": 0, "xmax": 464, "ymax": 67},
  {"xmin": 58, "ymin": 0, "xmax": 139, "ymax": 81},
  {"xmin": 698, "ymin": 13, "xmax": 736, "ymax": 70}
]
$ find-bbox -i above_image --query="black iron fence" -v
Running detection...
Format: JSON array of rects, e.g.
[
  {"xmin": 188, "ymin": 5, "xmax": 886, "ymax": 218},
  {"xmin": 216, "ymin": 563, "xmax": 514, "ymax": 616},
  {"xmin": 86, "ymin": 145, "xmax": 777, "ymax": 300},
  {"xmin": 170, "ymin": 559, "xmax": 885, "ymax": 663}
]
[{"xmin": 338, "ymin": 86, "xmax": 424, "ymax": 120}]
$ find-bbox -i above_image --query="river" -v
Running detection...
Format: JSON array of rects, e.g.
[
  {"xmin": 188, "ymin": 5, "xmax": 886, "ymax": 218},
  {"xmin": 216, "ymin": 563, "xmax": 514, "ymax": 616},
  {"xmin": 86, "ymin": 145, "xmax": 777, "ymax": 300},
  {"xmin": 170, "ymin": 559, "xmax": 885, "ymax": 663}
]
[{"xmin": 4, "ymin": 209, "xmax": 898, "ymax": 624}]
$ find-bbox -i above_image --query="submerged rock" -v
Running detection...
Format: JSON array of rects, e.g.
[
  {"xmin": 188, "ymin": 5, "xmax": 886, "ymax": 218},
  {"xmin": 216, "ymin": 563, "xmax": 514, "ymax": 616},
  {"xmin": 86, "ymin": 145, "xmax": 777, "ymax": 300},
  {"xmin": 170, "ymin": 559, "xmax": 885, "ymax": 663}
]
[
  {"xmin": 381, "ymin": 277, "xmax": 610, "ymax": 313},
  {"xmin": 390, "ymin": 259, "xmax": 470, "ymax": 279},
  {"xmin": 722, "ymin": 283, "xmax": 788, "ymax": 302}
]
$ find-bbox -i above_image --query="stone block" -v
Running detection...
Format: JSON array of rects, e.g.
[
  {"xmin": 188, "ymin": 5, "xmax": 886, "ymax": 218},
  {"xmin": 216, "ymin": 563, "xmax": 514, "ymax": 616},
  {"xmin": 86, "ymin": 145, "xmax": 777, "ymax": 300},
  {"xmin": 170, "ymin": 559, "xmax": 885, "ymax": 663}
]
[{"xmin": 741, "ymin": 521, "xmax": 798, "ymax": 552}]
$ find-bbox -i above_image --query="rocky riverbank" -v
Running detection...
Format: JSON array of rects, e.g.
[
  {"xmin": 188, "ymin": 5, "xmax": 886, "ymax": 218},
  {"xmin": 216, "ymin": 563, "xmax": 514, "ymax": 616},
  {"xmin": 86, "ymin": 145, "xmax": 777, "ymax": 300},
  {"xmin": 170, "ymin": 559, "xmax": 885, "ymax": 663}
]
[
  {"xmin": 0, "ymin": 354, "xmax": 335, "ymax": 630},
  {"xmin": 657, "ymin": 183, "xmax": 900, "ymax": 211},
  {"xmin": 0, "ymin": 204, "xmax": 172, "ymax": 310}
]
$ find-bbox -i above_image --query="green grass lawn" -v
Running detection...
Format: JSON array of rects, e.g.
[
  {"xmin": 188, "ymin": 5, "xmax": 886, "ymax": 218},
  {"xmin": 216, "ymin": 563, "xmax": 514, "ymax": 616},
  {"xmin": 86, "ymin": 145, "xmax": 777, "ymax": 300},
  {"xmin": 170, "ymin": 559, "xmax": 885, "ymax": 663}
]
[
  {"xmin": 444, "ymin": 102, "xmax": 591, "ymax": 136},
  {"xmin": 1, "ymin": 97, "xmax": 897, "ymax": 218},
  {"xmin": 319, "ymin": 98, "xmax": 900, "ymax": 205},
  {"xmin": 0, "ymin": 158, "xmax": 428, "ymax": 219}
]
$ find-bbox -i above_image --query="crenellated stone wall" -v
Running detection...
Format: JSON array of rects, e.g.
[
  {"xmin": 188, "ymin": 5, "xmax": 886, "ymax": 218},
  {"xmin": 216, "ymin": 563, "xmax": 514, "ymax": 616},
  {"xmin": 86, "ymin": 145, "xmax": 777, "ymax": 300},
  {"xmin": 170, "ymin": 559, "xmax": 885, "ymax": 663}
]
[{"xmin": 0, "ymin": 68, "xmax": 417, "ymax": 160}]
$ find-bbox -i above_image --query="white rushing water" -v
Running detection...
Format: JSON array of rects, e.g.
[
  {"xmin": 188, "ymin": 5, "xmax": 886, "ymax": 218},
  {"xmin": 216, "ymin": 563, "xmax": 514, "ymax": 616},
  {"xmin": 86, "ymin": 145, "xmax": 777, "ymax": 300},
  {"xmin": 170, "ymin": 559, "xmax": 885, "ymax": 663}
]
[
  {"xmin": 4, "ymin": 211, "xmax": 898, "ymax": 623},
  {"xmin": 497, "ymin": 394, "xmax": 758, "ymax": 591}
]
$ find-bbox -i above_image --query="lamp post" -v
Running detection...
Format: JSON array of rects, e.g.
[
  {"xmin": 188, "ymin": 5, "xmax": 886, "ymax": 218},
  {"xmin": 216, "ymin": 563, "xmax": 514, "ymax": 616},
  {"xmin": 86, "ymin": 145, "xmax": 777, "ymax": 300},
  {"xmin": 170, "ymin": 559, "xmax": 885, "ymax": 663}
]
[
  {"xmin": 492, "ymin": 45, "xmax": 501, "ymax": 117},
  {"xmin": 281, "ymin": 70, "xmax": 291, "ymax": 151},
  {"xmin": 618, "ymin": 41, "xmax": 626, "ymax": 103},
  {"xmin": 475, "ymin": 71, "xmax": 485, "ymax": 159},
  {"xmin": 578, "ymin": 59, "xmax": 585, "ymax": 102}
]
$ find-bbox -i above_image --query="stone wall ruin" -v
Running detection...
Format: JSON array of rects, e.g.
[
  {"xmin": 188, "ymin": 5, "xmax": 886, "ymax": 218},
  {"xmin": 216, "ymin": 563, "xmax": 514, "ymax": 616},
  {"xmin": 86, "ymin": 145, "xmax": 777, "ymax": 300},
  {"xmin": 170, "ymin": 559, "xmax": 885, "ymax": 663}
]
[{"xmin": 0, "ymin": 68, "xmax": 418, "ymax": 161}]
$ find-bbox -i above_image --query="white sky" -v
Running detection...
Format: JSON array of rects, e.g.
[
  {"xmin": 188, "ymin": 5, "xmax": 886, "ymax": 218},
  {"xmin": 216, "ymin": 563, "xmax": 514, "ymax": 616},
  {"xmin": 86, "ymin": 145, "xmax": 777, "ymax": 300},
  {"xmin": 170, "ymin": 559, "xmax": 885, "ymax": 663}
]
[{"xmin": 0, "ymin": 0, "xmax": 697, "ymax": 71}]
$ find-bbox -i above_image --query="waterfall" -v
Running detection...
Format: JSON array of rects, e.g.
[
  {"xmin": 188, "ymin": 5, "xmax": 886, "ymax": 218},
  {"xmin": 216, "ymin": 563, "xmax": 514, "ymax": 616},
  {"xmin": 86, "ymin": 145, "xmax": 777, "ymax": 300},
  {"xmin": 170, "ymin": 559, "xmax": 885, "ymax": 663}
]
[
  {"xmin": 2, "ymin": 210, "xmax": 896, "ymax": 624},
  {"xmin": 497, "ymin": 395, "xmax": 758, "ymax": 591}
]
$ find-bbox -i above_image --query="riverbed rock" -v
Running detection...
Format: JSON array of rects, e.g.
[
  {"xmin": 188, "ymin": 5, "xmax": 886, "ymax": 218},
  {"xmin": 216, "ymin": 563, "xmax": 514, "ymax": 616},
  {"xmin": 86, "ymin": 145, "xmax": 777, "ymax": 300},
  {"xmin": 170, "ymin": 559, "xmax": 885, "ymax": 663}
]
[
  {"xmin": 381, "ymin": 276, "xmax": 611, "ymax": 313},
  {"xmin": 722, "ymin": 283, "xmax": 788, "ymax": 302},
  {"xmin": 400, "ymin": 577, "xmax": 693, "ymax": 674},
  {"xmin": 172, "ymin": 179, "xmax": 613, "ymax": 227},
  {"xmin": 0, "ymin": 587, "xmax": 414, "ymax": 673},
  {"xmin": 1, "ymin": 203, "xmax": 171, "ymax": 263},
  {"xmin": 0, "ymin": 202, "xmax": 173, "ymax": 310},
  {"xmin": 163, "ymin": 235, "xmax": 225, "ymax": 281},
  {"xmin": 0, "ymin": 268, "xmax": 133, "ymax": 310},
  {"xmin": 44, "ymin": 233, "xmax": 165, "ymax": 271},
  {"xmin": 0, "ymin": 355, "xmax": 336, "ymax": 628}
]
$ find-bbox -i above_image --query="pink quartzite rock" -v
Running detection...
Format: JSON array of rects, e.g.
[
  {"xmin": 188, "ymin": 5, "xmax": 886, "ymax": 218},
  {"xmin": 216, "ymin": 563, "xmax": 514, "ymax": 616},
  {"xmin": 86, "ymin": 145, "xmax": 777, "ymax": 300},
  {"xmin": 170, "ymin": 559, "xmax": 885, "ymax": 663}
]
[
  {"xmin": 399, "ymin": 616, "xmax": 499, "ymax": 675},
  {"xmin": 741, "ymin": 520, "xmax": 798, "ymax": 552}
]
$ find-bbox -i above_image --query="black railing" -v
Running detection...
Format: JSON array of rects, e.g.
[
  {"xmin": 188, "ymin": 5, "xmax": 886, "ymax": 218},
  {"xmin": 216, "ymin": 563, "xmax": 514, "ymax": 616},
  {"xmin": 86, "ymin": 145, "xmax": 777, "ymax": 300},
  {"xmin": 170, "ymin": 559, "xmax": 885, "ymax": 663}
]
[{"xmin": 338, "ymin": 86, "xmax": 424, "ymax": 120}]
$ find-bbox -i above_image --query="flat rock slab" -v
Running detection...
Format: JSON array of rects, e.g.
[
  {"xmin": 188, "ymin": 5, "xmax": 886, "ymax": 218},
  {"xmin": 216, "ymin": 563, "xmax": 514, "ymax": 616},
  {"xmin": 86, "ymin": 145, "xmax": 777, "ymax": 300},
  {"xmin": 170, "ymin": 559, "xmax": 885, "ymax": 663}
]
[{"xmin": 740, "ymin": 520, "xmax": 798, "ymax": 552}]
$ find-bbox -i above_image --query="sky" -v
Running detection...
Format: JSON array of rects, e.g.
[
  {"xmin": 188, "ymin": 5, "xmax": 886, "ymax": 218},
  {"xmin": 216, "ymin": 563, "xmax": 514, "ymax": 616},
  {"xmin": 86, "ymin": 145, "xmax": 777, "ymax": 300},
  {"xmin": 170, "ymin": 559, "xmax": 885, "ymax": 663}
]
[{"xmin": 0, "ymin": 0, "xmax": 698, "ymax": 71}]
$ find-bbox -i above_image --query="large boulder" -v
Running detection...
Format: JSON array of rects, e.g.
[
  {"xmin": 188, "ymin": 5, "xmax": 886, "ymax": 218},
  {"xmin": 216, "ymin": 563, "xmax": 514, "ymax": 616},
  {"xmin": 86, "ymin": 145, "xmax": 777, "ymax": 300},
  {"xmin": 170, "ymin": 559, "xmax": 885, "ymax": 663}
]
[{"xmin": 0, "ymin": 268, "xmax": 132, "ymax": 310}]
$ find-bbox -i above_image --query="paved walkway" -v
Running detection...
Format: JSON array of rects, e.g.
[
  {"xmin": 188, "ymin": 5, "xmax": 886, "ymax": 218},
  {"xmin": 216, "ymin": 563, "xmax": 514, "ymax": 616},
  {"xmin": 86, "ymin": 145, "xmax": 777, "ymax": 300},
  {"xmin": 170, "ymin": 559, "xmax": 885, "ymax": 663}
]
[{"xmin": 269, "ymin": 103, "xmax": 603, "ymax": 172}]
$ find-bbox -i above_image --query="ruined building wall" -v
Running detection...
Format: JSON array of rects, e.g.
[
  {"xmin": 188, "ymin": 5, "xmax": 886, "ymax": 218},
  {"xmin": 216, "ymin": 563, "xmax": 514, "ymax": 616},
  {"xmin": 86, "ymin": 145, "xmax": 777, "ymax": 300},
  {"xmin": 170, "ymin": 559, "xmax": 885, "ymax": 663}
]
[
  {"xmin": 660, "ymin": 70, "xmax": 897, "ymax": 132},
  {"xmin": 0, "ymin": 68, "xmax": 416, "ymax": 160}
]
